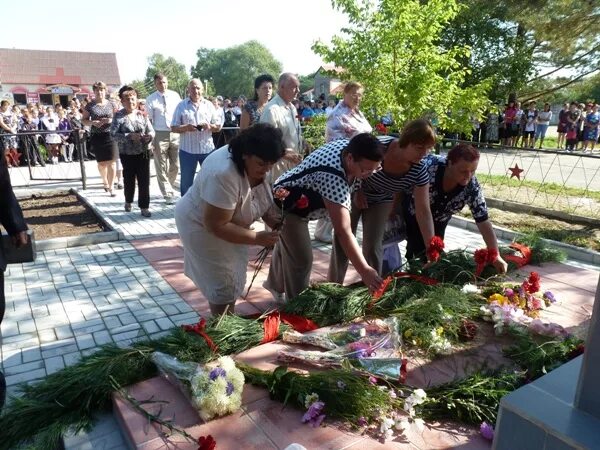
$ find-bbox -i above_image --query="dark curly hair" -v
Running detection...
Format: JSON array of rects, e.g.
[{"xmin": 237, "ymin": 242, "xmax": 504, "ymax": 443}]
[{"xmin": 229, "ymin": 123, "xmax": 285, "ymax": 175}]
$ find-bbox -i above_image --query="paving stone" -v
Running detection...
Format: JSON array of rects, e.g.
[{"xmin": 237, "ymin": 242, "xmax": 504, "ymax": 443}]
[
  {"xmin": 160, "ymin": 304, "xmax": 180, "ymax": 315},
  {"xmin": 169, "ymin": 312, "xmax": 199, "ymax": 326},
  {"xmin": 22, "ymin": 346, "xmax": 42, "ymax": 363},
  {"xmin": 55, "ymin": 325, "xmax": 74, "ymax": 340},
  {"xmin": 71, "ymin": 318, "xmax": 104, "ymax": 331},
  {"xmin": 104, "ymin": 316, "xmax": 122, "ymax": 330},
  {"xmin": 100, "ymin": 306, "xmax": 129, "ymax": 318},
  {"xmin": 1, "ymin": 349, "xmax": 22, "ymax": 368},
  {"xmin": 75, "ymin": 334, "xmax": 96, "ymax": 350},
  {"xmin": 6, "ymin": 367, "xmax": 46, "ymax": 385},
  {"xmin": 118, "ymin": 313, "xmax": 137, "ymax": 325},
  {"xmin": 41, "ymin": 342, "xmax": 79, "ymax": 359},
  {"xmin": 110, "ymin": 323, "xmax": 141, "ymax": 335},
  {"xmin": 155, "ymin": 317, "xmax": 175, "ymax": 331},
  {"xmin": 63, "ymin": 351, "xmax": 82, "ymax": 366},
  {"xmin": 141, "ymin": 320, "xmax": 160, "ymax": 334},
  {"xmin": 45, "ymin": 356, "xmax": 65, "ymax": 375},
  {"xmin": 38, "ymin": 329, "xmax": 57, "ymax": 344},
  {"xmin": 113, "ymin": 329, "xmax": 145, "ymax": 342},
  {"xmin": 4, "ymin": 359, "xmax": 45, "ymax": 376},
  {"xmin": 93, "ymin": 330, "xmax": 113, "ymax": 346}
]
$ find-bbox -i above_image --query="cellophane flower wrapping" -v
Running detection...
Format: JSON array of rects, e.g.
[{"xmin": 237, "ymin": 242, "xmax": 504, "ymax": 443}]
[
  {"xmin": 279, "ymin": 318, "xmax": 403, "ymax": 379},
  {"xmin": 151, "ymin": 352, "xmax": 244, "ymax": 421}
]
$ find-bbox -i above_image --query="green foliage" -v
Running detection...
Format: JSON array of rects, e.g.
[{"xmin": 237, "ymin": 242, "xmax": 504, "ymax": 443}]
[
  {"xmin": 240, "ymin": 364, "xmax": 395, "ymax": 422},
  {"xmin": 312, "ymin": 0, "xmax": 492, "ymax": 134},
  {"xmin": 443, "ymin": 0, "xmax": 600, "ymax": 102},
  {"xmin": 302, "ymin": 114, "xmax": 327, "ymax": 152},
  {"xmin": 129, "ymin": 79, "xmax": 150, "ymax": 99},
  {"xmin": 503, "ymin": 326, "xmax": 584, "ymax": 380},
  {"xmin": 192, "ymin": 41, "xmax": 282, "ymax": 98},
  {"xmin": 298, "ymin": 72, "xmax": 316, "ymax": 94},
  {"xmin": 420, "ymin": 371, "xmax": 522, "ymax": 424},
  {"xmin": 142, "ymin": 53, "xmax": 191, "ymax": 99}
]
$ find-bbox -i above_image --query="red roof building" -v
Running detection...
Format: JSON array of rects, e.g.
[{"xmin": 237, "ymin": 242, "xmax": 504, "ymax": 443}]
[{"xmin": 0, "ymin": 48, "xmax": 121, "ymax": 106}]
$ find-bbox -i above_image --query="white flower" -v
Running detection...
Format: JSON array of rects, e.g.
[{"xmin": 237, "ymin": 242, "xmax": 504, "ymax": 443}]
[
  {"xmin": 412, "ymin": 389, "xmax": 427, "ymax": 401},
  {"xmin": 304, "ymin": 392, "xmax": 320, "ymax": 409},
  {"xmin": 395, "ymin": 418, "xmax": 410, "ymax": 431},
  {"xmin": 218, "ymin": 356, "xmax": 236, "ymax": 372},
  {"xmin": 462, "ymin": 283, "xmax": 480, "ymax": 294},
  {"xmin": 413, "ymin": 418, "xmax": 425, "ymax": 432}
]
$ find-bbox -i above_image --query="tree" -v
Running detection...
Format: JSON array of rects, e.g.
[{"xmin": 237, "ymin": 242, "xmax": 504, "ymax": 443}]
[
  {"xmin": 312, "ymin": 0, "xmax": 491, "ymax": 134},
  {"xmin": 129, "ymin": 79, "xmax": 150, "ymax": 99},
  {"xmin": 442, "ymin": 0, "xmax": 600, "ymax": 102},
  {"xmin": 142, "ymin": 54, "xmax": 190, "ymax": 98},
  {"xmin": 298, "ymin": 73, "xmax": 316, "ymax": 96},
  {"xmin": 191, "ymin": 41, "xmax": 282, "ymax": 98}
]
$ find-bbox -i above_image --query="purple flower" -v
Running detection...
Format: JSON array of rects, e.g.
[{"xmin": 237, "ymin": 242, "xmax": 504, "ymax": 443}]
[
  {"xmin": 504, "ymin": 288, "xmax": 514, "ymax": 297},
  {"xmin": 226, "ymin": 381, "xmax": 234, "ymax": 396},
  {"xmin": 543, "ymin": 291, "xmax": 556, "ymax": 303},
  {"xmin": 357, "ymin": 416, "xmax": 368, "ymax": 427},
  {"xmin": 369, "ymin": 376, "xmax": 378, "ymax": 385},
  {"xmin": 209, "ymin": 367, "xmax": 227, "ymax": 380},
  {"xmin": 302, "ymin": 401, "xmax": 325, "ymax": 426},
  {"xmin": 480, "ymin": 422, "xmax": 494, "ymax": 441}
]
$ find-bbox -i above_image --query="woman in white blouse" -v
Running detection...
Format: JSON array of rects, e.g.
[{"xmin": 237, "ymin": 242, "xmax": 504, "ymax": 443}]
[
  {"xmin": 175, "ymin": 123, "xmax": 285, "ymax": 315},
  {"xmin": 316, "ymin": 82, "xmax": 373, "ymax": 243},
  {"xmin": 325, "ymin": 82, "xmax": 372, "ymax": 142}
]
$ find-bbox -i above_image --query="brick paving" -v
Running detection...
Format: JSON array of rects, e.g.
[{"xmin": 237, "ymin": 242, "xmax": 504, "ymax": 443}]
[{"xmin": 1, "ymin": 170, "xmax": 598, "ymax": 449}]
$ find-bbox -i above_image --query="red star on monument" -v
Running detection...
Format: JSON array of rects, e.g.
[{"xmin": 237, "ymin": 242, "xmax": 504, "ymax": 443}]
[{"xmin": 509, "ymin": 163, "xmax": 524, "ymax": 180}]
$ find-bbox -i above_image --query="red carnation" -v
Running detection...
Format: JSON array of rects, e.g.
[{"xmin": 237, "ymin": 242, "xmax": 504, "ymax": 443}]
[
  {"xmin": 198, "ymin": 435, "xmax": 216, "ymax": 450},
  {"xmin": 372, "ymin": 276, "xmax": 393, "ymax": 300},
  {"xmin": 296, "ymin": 194, "xmax": 309, "ymax": 209},
  {"xmin": 486, "ymin": 248, "xmax": 499, "ymax": 264},
  {"xmin": 375, "ymin": 123, "xmax": 388, "ymax": 134},
  {"xmin": 527, "ymin": 272, "xmax": 541, "ymax": 294},
  {"xmin": 474, "ymin": 249, "xmax": 488, "ymax": 265},
  {"xmin": 427, "ymin": 236, "xmax": 444, "ymax": 262}
]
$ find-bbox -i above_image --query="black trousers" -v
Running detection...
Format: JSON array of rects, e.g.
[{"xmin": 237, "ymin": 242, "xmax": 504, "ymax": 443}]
[
  {"xmin": 405, "ymin": 214, "xmax": 448, "ymax": 261},
  {"xmin": 120, "ymin": 153, "xmax": 150, "ymax": 209},
  {"xmin": 0, "ymin": 271, "xmax": 5, "ymax": 325}
]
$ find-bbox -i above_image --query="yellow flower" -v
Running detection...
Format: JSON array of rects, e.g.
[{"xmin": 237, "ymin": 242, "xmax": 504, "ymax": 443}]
[
  {"xmin": 404, "ymin": 329, "xmax": 413, "ymax": 338},
  {"xmin": 489, "ymin": 293, "xmax": 508, "ymax": 305},
  {"xmin": 436, "ymin": 327, "xmax": 444, "ymax": 336}
]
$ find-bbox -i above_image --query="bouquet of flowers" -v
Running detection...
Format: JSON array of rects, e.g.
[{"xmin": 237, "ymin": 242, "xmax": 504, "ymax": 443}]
[
  {"xmin": 278, "ymin": 318, "xmax": 404, "ymax": 379},
  {"xmin": 151, "ymin": 352, "xmax": 244, "ymax": 421},
  {"xmin": 480, "ymin": 272, "xmax": 565, "ymax": 337}
]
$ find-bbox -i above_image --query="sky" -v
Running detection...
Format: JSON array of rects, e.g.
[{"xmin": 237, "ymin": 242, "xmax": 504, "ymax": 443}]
[{"xmin": 2, "ymin": 0, "xmax": 350, "ymax": 84}]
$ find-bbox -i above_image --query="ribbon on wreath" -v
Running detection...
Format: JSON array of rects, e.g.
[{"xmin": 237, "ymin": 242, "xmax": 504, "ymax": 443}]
[
  {"xmin": 182, "ymin": 318, "xmax": 219, "ymax": 353},
  {"xmin": 261, "ymin": 312, "xmax": 320, "ymax": 343},
  {"xmin": 503, "ymin": 242, "xmax": 532, "ymax": 268},
  {"xmin": 368, "ymin": 272, "xmax": 439, "ymax": 308}
]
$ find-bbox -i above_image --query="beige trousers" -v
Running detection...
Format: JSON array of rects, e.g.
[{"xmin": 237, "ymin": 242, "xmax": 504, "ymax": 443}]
[
  {"xmin": 328, "ymin": 201, "xmax": 392, "ymax": 283},
  {"xmin": 264, "ymin": 213, "xmax": 313, "ymax": 300},
  {"xmin": 153, "ymin": 131, "xmax": 180, "ymax": 197}
]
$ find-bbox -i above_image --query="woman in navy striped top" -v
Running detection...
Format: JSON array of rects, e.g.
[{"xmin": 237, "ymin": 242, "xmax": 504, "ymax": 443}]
[{"xmin": 329, "ymin": 119, "xmax": 436, "ymax": 282}]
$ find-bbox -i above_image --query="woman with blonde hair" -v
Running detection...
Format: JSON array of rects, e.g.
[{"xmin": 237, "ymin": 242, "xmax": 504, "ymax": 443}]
[{"xmin": 82, "ymin": 81, "xmax": 118, "ymax": 196}]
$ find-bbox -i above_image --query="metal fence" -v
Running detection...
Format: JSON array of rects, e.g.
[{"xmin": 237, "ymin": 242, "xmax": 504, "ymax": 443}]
[{"xmin": 439, "ymin": 138, "xmax": 600, "ymax": 221}]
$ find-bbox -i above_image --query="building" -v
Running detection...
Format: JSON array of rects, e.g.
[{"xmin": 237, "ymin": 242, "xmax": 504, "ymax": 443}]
[
  {"xmin": 0, "ymin": 48, "xmax": 121, "ymax": 107},
  {"xmin": 313, "ymin": 65, "xmax": 344, "ymax": 100}
]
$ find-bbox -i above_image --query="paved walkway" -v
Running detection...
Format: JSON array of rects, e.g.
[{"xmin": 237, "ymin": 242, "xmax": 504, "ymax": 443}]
[{"xmin": 1, "ymin": 167, "xmax": 598, "ymax": 449}]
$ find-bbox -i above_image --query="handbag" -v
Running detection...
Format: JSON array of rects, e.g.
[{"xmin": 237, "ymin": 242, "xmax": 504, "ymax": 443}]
[{"xmin": 1, "ymin": 230, "xmax": 36, "ymax": 264}]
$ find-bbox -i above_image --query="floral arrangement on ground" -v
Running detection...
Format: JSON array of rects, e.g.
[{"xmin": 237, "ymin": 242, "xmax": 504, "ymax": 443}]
[{"xmin": 0, "ymin": 238, "xmax": 585, "ymax": 449}]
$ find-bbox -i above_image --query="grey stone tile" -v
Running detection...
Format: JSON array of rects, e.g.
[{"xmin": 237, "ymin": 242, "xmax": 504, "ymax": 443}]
[
  {"xmin": 141, "ymin": 320, "xmax": 159, "ymax": 335},
  {"xmin": 45, "ymin": 356, "xmax": 65, "ymax": 375},
  {"xmin": 155, "ymin": 317, "xmax": 175, "ymax": 331},
  {"xmin": 4, "ymin": 359, "xmax": 44, "ymax": 376},
  {"xmin": 93, "ymin": 330, "xmax": 113, "ymax": 346},
  {"xmin": 110, "ymin": 323, "xmax": 140, "ymax": 335},
  {"xmin": 5, "ymin": 367, "xmax": 46, "ymax": 385},
  {"xmin": 63, "ymin": 351, "xmax": 82, "ymax": 366},
  {"xmin": 21, "ymin": 346, "xmax": 42, "ymax": 363},
  {"xmin": 41, "ymin": 343, "xmax": 79, "ymax": 359},
  {"xmin": 75, "ymin": 334, "xmax": 96, "ymax": 350},
  {"xmin": 55, "ymin": 325, "xmax": 74, "ymax": 340},
  {"xmin": 38, "ymin": 328, "xmax": 57, "ymax": 344}
]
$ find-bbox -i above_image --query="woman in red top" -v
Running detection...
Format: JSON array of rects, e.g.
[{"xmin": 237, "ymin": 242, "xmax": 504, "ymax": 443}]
[{"xmin": 502, "ymin": 101, "xmax": 518, "ymax": 147}]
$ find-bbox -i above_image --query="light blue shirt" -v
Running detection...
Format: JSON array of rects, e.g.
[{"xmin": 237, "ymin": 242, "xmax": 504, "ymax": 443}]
[{"xmin": 171, "ymin": 97, "xmax": 219, "ymax": 154}]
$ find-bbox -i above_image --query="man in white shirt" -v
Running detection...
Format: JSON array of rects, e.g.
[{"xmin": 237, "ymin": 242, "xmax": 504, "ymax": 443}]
[
  {"xmin": 171, "ymin": 79, "xmax": 221, "ymax": 196},
  {"xmin": 260, "ymin": 73, "xmax": 302, "ymax": 182},
  {"xmin": 146, "ymin": 73, "xmax": 182, "ymax": 204}
]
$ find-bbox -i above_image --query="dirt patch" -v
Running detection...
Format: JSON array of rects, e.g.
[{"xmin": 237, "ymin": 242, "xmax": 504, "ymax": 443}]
[
  {"xmin": 19, "ymin": 191, "xmax": 107, "ymax": 240},
  {"xmin": 460, "ymin": 207, "xmax": 600, "ymax": 252}
]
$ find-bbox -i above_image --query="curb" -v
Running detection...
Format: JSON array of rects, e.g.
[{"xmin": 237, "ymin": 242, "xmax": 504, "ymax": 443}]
[
  {"xmin": 449, "ymin": 215, "xmax": 600, "ymax": 266},
  {"xmin": 36, "ymin": 230, "xmax": 122, "ymax": 251},
  {"xmin": 32, "ymin": 188, "xmax": 124, "ymax": 252}
]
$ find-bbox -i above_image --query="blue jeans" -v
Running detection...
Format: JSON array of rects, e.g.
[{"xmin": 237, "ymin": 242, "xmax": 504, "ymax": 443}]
[{"xmin": 179, "ymin": 150, "xmax": 211, "ymax": 196}]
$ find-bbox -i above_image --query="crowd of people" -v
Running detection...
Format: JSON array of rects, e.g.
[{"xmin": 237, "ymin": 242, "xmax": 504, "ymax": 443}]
[
  {"xmin": 468, "ymin": 100, "xmax": 599, "ymax": 152},
  {"xmin": 0, "ymin": 72, "xmax": 516, "ymax": 315}
]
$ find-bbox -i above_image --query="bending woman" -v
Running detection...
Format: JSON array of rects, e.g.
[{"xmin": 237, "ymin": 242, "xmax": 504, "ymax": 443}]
[
  {"xmin": 403, "ymin": 143, "xmax": 507, "ymax": 273},
  {"xmin": 175, "ymin": 123, "xmax": 285, "ymax": 315},
  {"xmin": 329, "ymin": 119, "xmax": 436, "ymax": 283},
  {"xmin": 264, "ymin": 133, "xmax": 385, "ymax": 301}
]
